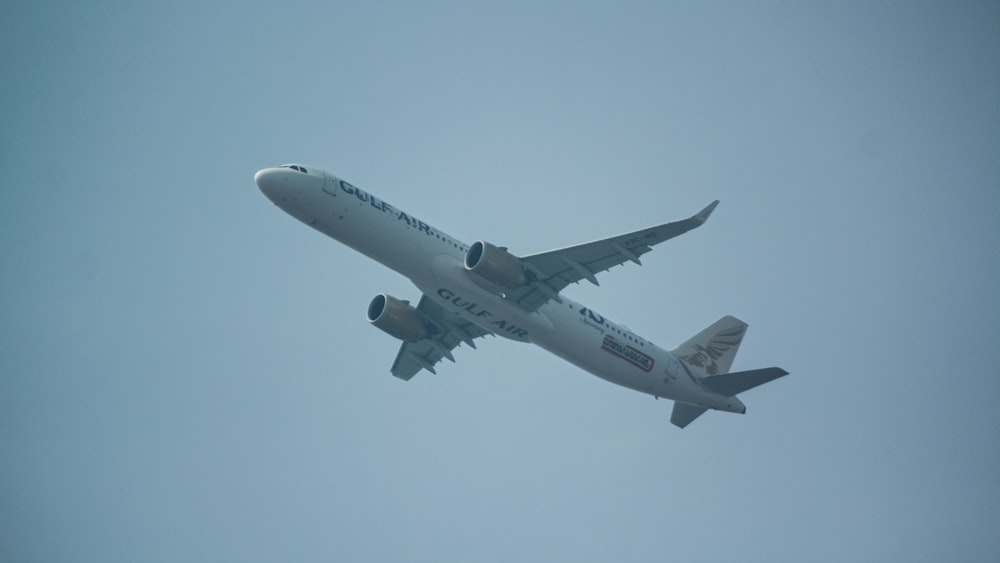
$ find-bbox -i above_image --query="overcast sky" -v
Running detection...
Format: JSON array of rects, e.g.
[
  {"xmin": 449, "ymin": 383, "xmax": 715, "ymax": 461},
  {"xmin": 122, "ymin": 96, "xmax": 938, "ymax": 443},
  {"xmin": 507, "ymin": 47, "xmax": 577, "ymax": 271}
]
[{"xmin": 2, "ymin": 2, "xmax": 999, "ymax": 562}]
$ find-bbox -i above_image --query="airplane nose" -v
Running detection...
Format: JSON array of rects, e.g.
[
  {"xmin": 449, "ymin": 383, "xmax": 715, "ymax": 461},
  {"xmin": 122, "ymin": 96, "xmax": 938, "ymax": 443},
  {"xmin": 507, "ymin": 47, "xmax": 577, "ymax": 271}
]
[
  {"xmin": 255, "ymin": 168, "xmax": 282, "ymax": 199},
  {"xmin": 256, "ymin": 165, "xmax": 325, "ymax": 207}
]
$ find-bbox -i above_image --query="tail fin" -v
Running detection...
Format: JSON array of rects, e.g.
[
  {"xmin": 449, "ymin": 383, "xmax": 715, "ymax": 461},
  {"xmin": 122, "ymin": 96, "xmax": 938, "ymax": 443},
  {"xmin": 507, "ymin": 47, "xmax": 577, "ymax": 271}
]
[
  {"xmin": 669, "ymin": 317, "xmax": 790, "ymax": 429},
  {"xmin": 672, "ymin": 315, "xmax": 748, "ymax": 377}
]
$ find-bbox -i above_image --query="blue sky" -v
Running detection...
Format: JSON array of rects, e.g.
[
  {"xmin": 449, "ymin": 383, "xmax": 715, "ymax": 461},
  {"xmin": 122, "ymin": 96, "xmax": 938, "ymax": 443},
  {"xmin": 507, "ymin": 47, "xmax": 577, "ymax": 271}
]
[{"xmin": 2, "ymin": 2, "xmax": 998, "ymax": 561}]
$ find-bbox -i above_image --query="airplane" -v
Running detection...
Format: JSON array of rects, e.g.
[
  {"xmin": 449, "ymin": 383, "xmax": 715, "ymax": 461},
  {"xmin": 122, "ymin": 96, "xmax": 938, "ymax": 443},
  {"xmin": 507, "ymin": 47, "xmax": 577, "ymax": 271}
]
[{"xmin": 255, "ymin": 164, "xmax": 789, "ymax": 428}]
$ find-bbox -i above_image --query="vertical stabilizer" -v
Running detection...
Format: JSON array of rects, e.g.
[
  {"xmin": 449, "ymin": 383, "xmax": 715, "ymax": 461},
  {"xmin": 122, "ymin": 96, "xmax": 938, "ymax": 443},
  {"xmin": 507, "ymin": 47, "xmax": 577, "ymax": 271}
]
[{"xmin": 672, "ymin": 316, "xmax": 748, "ymax": 377}]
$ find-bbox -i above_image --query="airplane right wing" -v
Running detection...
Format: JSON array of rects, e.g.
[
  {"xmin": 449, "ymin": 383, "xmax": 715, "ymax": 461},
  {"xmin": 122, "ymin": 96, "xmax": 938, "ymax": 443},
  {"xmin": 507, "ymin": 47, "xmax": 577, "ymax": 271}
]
[
  {"xmin": 502, "ymin": 200, "xmax": 719, "ymax": 311},
  {"xmin": 389, "ymin": 295, "xmax": 492, "ymax": 380}
]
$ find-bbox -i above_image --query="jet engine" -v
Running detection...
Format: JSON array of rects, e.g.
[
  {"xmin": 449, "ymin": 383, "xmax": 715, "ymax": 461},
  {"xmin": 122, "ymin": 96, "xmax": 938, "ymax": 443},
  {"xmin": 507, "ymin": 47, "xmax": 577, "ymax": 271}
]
[
  {"xmin": 366, "ymin": 293, "xmax": 427, "ymax": 341},
  {"xmin": 464, "ymin": 241, "xmax": 526, "ymax": 288}
]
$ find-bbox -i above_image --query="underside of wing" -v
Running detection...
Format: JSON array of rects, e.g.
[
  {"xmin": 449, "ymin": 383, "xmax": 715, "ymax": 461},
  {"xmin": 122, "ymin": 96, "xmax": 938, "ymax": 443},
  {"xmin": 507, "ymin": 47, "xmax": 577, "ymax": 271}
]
[
  {"xmin": 389, "ymin": 295, "xmax": 491, "ymax": 380},
  {"xmin": 503, "ymin": 200, "xmax": 718, "ymax": 311}
]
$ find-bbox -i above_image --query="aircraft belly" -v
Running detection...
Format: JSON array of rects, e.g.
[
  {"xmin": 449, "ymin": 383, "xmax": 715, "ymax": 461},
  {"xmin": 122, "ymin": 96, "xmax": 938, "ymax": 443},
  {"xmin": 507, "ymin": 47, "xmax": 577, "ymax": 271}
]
[
  {"xmin": 311, "ymin": 197, "xmax": 433, "ymax": 280},
  {"xmin": 530, "ymin": 302, "xmax": 698, "ymax": 402},
  {"xmin": 417, "ymin": 285, "xmax": 552, "ymax": 343},
  {"xmin": 410, "ymin": 255, "xmax": 555, "ymax": 343}
]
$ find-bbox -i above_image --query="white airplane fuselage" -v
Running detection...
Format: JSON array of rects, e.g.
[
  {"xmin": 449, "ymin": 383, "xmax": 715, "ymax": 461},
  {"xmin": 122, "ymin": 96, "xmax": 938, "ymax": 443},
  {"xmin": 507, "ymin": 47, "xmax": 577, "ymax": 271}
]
[{"xmin": 256, "ymin": 166, "xmax": 746, "ymax": 414}]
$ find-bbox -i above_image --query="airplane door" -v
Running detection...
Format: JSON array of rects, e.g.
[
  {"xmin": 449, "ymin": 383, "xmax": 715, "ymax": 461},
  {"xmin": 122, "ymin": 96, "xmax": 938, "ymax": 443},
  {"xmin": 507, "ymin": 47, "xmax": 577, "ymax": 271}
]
[
  {"xmin": 322, "ymin": 174, "xmax": 337, "ymax": 198},
  {"xmin": 664, "ymin": 354, "xmax": 680, "ymax": 383}
]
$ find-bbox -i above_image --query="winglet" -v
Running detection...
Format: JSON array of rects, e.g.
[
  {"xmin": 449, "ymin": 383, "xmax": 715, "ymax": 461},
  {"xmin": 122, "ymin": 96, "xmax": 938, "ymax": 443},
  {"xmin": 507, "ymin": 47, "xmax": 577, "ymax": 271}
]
[{"xmin": 694, "ymin": 200, "xmax": 720, "ymax": 224}]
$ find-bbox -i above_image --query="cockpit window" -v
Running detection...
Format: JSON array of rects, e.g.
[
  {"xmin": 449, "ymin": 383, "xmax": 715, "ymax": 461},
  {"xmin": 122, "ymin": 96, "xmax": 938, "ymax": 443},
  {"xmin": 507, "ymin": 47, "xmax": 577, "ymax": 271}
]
[{"xmin": 280, "ymin": 164, "xmax": 309, "ymax": 174}]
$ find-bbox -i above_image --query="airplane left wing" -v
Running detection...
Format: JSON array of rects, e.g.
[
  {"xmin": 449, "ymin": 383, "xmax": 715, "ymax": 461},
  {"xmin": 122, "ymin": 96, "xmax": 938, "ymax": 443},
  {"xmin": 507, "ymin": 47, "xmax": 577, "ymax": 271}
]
[
  {"xmin": 504, "ymin": 200, "xmax": 719, "ymax": 311},
  {"xmin": 389, "ymin": 295, "xmax": 491, "ymax": 380}
]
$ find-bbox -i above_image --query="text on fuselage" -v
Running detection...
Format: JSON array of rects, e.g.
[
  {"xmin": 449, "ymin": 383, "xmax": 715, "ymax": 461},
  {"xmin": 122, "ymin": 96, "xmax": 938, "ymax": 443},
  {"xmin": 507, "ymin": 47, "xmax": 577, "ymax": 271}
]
[
  {"xmin": 602, "ymin": 334, "xmax": 655, "ymax": 372},
  {"xmin": 338, "ymin": 179, "xmax": 437, "ymax": 237},
  {"xmin": 578, "ymin": 307, "xmax": 643, "ymax": 344},
  {"xmin": 436, "ymin": 288, "xmax": 529, "ymax": 338}
]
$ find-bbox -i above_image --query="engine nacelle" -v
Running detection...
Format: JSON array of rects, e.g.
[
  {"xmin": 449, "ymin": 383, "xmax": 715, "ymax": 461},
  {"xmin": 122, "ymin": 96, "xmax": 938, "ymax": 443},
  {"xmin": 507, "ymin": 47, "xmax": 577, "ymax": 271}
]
[
  {"xmin": 464, "ymin": 241, "xmax": 526, "ymax": 288},
  {"xmin": 366, "ymin": 293, "xmax": 427, "ymax": 342}
]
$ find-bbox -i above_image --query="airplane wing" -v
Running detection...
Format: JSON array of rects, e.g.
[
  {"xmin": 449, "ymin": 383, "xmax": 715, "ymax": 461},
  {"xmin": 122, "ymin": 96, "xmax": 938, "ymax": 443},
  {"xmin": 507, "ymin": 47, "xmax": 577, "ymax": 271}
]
[
  {"xmin": 505, "ymin": 200, "xmax": 719, "ymax": 311},
  {"xmin": 389, "ymin": 295, "xmax": 492, "ymax": 380}
]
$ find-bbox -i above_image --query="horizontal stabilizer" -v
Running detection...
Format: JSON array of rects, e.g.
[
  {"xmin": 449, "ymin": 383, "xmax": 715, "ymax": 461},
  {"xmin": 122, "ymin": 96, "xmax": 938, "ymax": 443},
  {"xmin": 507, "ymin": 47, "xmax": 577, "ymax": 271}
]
[
  {"xmin": 671, "ymin": 402, "xmax": 709, "ymax": 428},
  {"xmin": 700, "ymin": 367, "xmax": 789, "ymax": 397}
]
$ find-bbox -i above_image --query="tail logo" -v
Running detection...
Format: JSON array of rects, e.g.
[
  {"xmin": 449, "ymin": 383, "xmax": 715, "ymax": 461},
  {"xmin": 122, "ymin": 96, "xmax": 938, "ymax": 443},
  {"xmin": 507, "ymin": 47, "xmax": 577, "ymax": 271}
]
[{"xmin": 679, "ymin": 325, "xmax": 745, "ymax": 376}]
